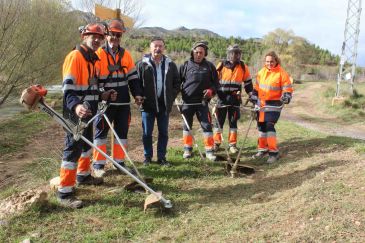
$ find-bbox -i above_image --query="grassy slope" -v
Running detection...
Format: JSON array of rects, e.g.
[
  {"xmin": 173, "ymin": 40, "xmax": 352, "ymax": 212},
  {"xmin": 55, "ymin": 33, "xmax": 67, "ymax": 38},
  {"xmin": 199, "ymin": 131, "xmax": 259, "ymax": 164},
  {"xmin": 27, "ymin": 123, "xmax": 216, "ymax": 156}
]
[
  {"xmin": 0, "ymin": 114, "xmax": 364, "ymax": 242},
  {"xmin": 322, "ymin": 81, "xmax": 365, "ymax": 123},
  {"xmin": 0, "ymin": 112, "xmax": 50, "ymax": 158}
]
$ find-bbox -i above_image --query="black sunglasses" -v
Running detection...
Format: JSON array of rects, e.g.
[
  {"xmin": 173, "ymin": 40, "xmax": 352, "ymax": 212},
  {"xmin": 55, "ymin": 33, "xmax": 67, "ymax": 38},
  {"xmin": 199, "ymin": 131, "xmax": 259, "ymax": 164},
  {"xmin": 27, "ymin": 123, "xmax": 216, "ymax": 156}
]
[{"xmin": 109, "ymin": 32, "xmax": 122, "ymax": 38}]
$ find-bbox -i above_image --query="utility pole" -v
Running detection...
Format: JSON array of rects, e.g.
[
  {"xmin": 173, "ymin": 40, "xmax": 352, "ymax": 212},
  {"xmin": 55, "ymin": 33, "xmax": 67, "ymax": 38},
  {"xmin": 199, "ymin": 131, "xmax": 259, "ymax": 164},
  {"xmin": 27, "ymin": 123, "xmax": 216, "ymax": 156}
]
[{"xmin": 336, "ymin": 0, "xmax": 362, "ymax": 97}]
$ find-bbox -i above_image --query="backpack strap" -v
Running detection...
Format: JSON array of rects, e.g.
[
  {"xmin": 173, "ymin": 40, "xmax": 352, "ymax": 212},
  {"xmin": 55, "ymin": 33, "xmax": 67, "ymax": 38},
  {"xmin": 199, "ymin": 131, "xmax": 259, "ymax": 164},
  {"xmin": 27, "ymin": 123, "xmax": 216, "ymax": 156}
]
[
  {"xmin": 103, "ymin": 45, "xmax": 127, "ymax": 78},
  {"xmin": 183, "ymin": 61, "xmax": 188, "ymax": 80},
  {"xmin": 181, "ymin": 60, "xmax": 189, "ymax": 83},
  {"xmin": 239, "ymin": 61, "xmax": 246, "ymax": 74},
  {"xmin": 216, "ymin": 60, "xmax": 224, "ymax": 80},
  {"xmin": 216, "ymin": 61, "xmax": 224, "ymax": 73}
]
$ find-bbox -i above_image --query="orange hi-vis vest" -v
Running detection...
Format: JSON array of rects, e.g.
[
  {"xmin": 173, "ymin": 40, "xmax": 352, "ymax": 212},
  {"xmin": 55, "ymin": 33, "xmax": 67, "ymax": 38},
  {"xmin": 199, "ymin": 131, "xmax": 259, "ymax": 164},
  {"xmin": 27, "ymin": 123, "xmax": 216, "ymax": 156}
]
[
  {"xmin": 96, "ymin": 46, "xmax": 140, "ymax": 103},
  {"xmin": 255, "ymin": 64, "xmax": 293, "ymax": 103},
  {"xmin": 217, "ymin": 61, "xmax": 252, "ymax": 93}
]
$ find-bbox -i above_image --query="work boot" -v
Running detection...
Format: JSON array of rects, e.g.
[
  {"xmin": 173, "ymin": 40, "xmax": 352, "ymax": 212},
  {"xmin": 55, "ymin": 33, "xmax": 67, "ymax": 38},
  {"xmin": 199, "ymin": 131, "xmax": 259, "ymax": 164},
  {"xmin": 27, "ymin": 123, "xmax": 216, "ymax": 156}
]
[
  {"xmin": 229, "ymin": 145, "xmax": 239, "ymax": 154},
  {"xmin": 93, "ymin": 164, "xmax": 105, "ymax": 178},
  {"xmin": 57, "ymin": 194, "xmax": 83, "ymax": 209},
  {"xmin": 143, "ymin": 157, "xmax": 152, "ymax": 166},
  {"xmin": 206, "ymin": 152, "xmax": 217, "ymax": 161},
  {"xmin": 77, "ymin": 174, "xmax": 104, "ymax": 186},
  {"xmin": 93, "ymin": 168, "xmax": 106, "ymax": 178},
  {"xmin": 157, "ymin": 158, "xmax": 171, "ymax": 167},
  {"xmin": 252, "ymin": 151, "xmax": 268, "ymax": 159},
  {"xmin": 267, "ymin": 155, "xmax": 279, "ymax": 164},
  {"xmin": 213, "ymin": 143, "xmax": 220, "ymax": 152},
  {"xmin": 183, "ymin": 150, "xmax": 192, "ymax": 159}
]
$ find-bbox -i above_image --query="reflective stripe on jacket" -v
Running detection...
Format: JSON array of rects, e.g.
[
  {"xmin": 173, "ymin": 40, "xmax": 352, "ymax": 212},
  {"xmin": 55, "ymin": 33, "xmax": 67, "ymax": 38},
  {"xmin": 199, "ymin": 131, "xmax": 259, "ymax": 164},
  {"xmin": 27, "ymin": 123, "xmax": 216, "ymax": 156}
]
[
  {"xmin": 255, "ymin": 64, "xmax": 293, "ymax": 102},
  {"xmin": 62, "ymin": 48, "xmax": 100, "ymax": 118},
  {"xmin": 216, "ymin": 61, "xmax": 253, "ymax": 105},
  {"xmin": 255, "ymin": 64, "xmax": 293, "ymax": 122},
  {"xmin": 96, "ymin": 46, "xmax": 141, "ymax": 103}
]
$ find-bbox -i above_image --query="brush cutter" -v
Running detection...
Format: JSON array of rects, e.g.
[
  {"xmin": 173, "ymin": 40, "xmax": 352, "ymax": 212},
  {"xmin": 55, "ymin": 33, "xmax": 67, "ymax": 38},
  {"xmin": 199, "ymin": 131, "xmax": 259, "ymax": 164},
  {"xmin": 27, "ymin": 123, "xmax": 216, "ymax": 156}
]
[
  {"xmin": 211, "ymin": 104, "xmax": 233, "ymax": 163},
  {"xmin": 228, "ymin": 104, "xmax": 257, "ymax": 178},
  {"xmin": 20, "ymin": 85, "xmax": 172, "ymax": 210},
  {"xmin": 175, "ymin": 99, "xmax": 205, "ymax": 161},
  {"xmin": 97, "ymin": 101, "xmax": 152, "ymax": 191}
]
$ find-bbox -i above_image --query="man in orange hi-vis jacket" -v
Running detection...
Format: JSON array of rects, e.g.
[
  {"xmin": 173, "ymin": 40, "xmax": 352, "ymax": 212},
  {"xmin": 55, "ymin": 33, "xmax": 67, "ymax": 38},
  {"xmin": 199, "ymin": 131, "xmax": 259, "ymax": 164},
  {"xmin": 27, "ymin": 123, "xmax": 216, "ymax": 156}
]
[
  {"xmin": 213, "ymin": 44, "xmax": 253, "ymax": 154},
  {"xmin": 58, "ymin": 23, "xmax": 117, "ymax": 209},
  {"xmin": 92, "ymin": 19, "xmax": 143, "ymax": 177},
  {"xmin": 250, "ymin": 51, "xmax": 293, "ymax": 164}
]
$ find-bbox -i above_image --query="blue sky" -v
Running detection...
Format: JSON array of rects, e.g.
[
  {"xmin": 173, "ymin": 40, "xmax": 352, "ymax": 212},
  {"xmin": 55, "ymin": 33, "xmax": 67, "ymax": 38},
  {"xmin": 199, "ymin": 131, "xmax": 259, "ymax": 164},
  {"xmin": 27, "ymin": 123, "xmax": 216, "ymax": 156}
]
[{"xmin": 72, "ymin": 0, "xmax": 364, "ymax": 66}]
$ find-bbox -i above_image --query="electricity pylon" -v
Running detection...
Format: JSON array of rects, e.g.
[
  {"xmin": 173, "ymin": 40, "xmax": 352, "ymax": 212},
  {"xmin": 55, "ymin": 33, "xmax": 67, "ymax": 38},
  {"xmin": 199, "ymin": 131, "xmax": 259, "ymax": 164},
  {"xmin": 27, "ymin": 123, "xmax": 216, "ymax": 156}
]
[{"xmin": 336, "ymin": 0, "xmax": 362, "ymax": 97}]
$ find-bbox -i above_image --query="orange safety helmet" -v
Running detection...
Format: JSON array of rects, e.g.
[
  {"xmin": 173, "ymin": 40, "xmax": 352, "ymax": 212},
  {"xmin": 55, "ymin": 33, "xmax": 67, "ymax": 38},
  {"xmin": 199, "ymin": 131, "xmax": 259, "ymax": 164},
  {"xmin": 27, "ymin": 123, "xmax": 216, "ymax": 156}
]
[
  {"xmin": 108, "ymin": 19, "xmax": 126, "ymax": 33},
  {"xmin": 80, "ymin": 23, "xmax": 106, "ymax": 37}
]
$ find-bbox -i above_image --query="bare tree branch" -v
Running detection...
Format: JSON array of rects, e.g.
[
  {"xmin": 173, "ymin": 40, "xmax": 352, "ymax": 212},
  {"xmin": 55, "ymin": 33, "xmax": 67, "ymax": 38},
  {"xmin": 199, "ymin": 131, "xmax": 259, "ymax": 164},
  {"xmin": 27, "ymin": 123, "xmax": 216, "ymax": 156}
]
[{"xmin": 0, "ymin": 0, "xmax": 82, "ymax": 106}]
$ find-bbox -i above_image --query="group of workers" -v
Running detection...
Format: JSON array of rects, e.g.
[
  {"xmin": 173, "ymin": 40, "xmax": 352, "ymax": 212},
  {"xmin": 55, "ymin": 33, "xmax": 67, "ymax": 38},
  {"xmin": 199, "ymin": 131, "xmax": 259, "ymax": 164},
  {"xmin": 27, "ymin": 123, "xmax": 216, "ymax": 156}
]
[{"xmin": 57, "ymin": 19, "xmax": 293, "ymax": 208}]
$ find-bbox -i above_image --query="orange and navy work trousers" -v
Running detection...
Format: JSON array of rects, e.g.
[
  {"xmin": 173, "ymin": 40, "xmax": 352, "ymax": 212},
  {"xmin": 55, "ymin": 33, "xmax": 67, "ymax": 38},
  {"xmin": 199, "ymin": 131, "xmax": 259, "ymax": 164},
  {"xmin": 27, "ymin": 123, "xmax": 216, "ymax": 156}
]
[
  {"xmin": 213, "ymin": 106, "xmax": 240, "ymax": 147},
  {"xmin": 181, "ymin": 104, "xmax": 214, "ymax": 153},
  {"xmin": 93, "ymin": 105, "xmax": 131, "ymax": 169},
  {"xmin": 257, "ymin": 121, "xmax": 278, "ymax": 156},
  {"xmin": 58, "ymin": 125, "xmax": 93, "ymax": 198}
]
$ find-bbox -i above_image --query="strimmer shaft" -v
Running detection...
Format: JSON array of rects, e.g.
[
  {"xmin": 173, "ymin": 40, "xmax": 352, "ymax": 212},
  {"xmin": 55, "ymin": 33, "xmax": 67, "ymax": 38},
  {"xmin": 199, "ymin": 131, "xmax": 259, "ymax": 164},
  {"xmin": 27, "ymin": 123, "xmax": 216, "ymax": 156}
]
[{"xmin": 37, "ymin": 100, "xmax": 172, "ymax": 209}]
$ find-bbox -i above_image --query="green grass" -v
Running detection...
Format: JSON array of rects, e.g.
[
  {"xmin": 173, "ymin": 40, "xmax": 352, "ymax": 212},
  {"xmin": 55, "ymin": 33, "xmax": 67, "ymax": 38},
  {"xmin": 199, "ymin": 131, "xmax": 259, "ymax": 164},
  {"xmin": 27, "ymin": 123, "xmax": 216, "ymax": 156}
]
[
  {"xmin": 26, "ymin": 157, "xmax": 60, "ymax": 183},
  {"xmin": 1, "ymin": 114, "xmax": 364, "ymax": 242},
  {"xmin": 322, "ymin": 81, "xmax": 365, "ymax": 122},
  {"xmin": 0, "ymin": 112, "xmax": 51, "ymax": 158}
]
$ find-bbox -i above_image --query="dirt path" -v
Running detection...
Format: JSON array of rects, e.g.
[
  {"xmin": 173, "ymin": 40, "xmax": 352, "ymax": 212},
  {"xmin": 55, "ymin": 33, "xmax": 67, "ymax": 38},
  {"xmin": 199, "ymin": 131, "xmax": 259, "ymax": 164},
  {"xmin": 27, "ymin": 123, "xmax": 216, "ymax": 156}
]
[
  {"xmin": 282, "ymin": 82, "xmax": 365, "ymax": 140},
  {"xmin": 0, "ymin": 122, "xmax": 64, "ymax": 188}
]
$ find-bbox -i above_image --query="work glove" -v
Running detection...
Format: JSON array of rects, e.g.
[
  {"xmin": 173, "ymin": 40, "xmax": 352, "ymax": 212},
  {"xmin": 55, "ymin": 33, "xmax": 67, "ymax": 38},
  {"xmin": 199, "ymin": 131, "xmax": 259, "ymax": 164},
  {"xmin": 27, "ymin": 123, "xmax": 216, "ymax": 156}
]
[
  {"xmin": 101, "ymin": 89, "xmax": 117, "ymax": 102},
  {"xmin": 280, "ymin": 92, "xmax": 292, "ymax": 104},
  {"xmin": 203, "ymin": 89, "xmax": 213, "ymax": 99},
  {"xmin": 135, "ymin": 96, "xmax": 144, "ymax": 106}
]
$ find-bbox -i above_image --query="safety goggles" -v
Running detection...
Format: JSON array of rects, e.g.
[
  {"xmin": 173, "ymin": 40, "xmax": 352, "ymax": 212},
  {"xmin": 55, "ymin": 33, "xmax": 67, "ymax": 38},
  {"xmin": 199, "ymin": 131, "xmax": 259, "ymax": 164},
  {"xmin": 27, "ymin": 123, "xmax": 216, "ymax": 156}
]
[{"xmin": 109, "ymin": 32, "xmax": 122, "ymax": 38}]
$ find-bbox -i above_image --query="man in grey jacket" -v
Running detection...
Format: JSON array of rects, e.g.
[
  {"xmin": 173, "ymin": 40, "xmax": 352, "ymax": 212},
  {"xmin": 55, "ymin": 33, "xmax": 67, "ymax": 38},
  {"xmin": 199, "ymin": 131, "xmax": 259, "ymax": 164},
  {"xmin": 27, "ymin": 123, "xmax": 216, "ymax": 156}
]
[{"xmin": 136, "ymin": 37, "xmax": 181, "ymax": 166}]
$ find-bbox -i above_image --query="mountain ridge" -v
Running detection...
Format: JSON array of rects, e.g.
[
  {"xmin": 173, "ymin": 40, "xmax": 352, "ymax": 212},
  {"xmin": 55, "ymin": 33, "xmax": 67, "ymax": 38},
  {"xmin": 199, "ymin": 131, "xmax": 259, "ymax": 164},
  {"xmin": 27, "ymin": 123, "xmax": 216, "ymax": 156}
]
[{"xmin": 130, "ymin": 26, "xmax": 221, "ymax": 38}]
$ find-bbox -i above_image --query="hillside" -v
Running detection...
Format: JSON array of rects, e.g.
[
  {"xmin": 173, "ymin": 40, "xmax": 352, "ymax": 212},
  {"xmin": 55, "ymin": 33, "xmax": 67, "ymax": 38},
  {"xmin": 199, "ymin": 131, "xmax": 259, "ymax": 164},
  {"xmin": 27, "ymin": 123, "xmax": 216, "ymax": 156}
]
[
  {"xmin": 1, "ymin": 2, "xmax": 345, "ymax": 107},
  {"xmin": 130, "ymin": 26, "xmax": 221, "ymax": 38}
]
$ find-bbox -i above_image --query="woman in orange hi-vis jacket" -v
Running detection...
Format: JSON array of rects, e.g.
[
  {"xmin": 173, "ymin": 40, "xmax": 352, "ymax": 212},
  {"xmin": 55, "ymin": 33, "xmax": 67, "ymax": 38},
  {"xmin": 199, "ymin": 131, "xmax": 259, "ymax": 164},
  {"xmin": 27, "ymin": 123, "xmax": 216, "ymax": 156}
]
[{"xmin": 250, "ymin": 51, "xmax": 293, "ymax": 163}]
